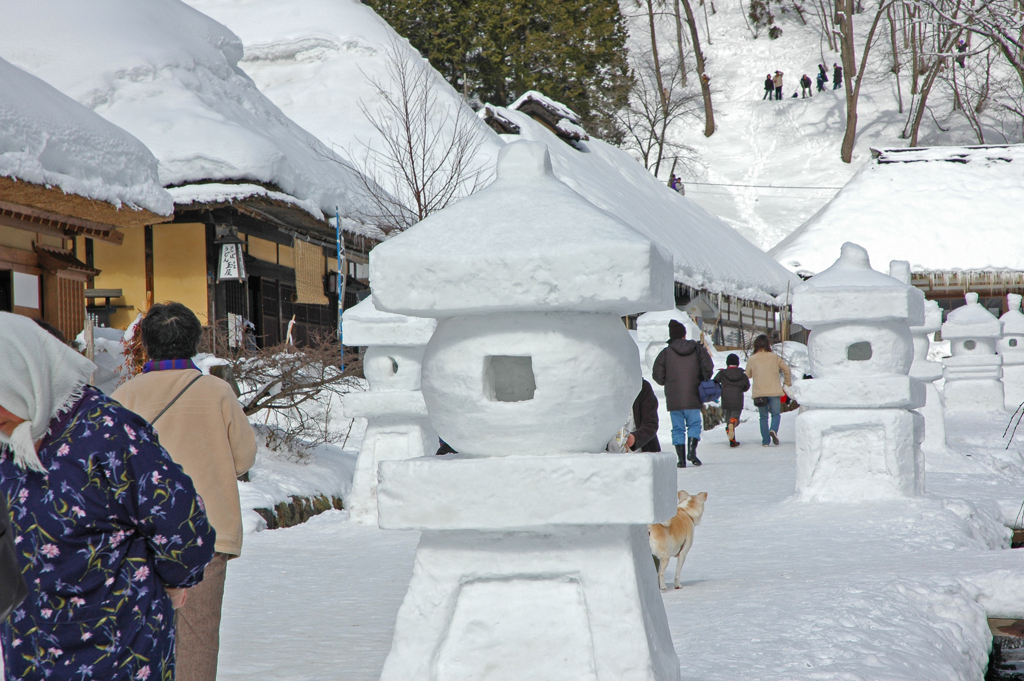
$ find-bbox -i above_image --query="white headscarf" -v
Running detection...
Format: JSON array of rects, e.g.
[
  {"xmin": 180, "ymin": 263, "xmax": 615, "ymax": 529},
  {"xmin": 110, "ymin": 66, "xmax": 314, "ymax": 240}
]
[{"xmin": 0, "ymin": 312, "xmax": 96, "ymax": 472}]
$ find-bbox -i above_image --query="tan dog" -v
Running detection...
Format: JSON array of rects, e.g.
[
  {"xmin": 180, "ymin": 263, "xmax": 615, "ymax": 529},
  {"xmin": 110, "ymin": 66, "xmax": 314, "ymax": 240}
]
[{"xmin": 648, "ymin": 490, "xmax": 707, "ymax": 590}]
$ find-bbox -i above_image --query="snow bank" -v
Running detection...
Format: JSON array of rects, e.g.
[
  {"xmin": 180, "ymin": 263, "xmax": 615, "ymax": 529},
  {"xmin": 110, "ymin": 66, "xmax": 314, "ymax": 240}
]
[
  {"xmin": 491, "ymin": 106, "xmax": 800, "ymax": 304},
  {"xmin": 0, "ymin": 0, "xmax": 380, "ymax": 234},
  {"xmin": 0, "ymin": 57, "xmax": 171, "ymax": 215},
  {"xmin": 182, "ymin": 0, "xmax": 503, "ymax": 201},
  {"xmin": 771, "ymin": 145, "xmax": 1024, "ymax": 276}
]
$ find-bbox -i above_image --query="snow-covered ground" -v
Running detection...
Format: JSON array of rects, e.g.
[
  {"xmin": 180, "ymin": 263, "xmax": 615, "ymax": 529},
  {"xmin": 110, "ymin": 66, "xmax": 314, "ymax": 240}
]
[{"xmin": 211, "ymin": 408, "xmax": 1024, "ymax": 680}]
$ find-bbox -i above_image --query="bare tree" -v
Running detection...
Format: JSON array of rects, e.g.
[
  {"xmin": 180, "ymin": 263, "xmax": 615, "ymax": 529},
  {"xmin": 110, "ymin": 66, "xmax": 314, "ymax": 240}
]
[
  {"xmin": 229, "ymin": 331, "xmax": 365, "ymax": 453},
  {"xmin": 836, "ymin": 0, "xmax": 896, "ymax": 162},
  {"xmin": 350, "ymin": 35, "xmax": 491, "ymax": 233},
  {"xmin": 681, "ymin": 0, "xmax": 717, "ymax": 135},
  {"xmin": 616, "ymin": 52, "xmax": 703, "ymax": 173}
]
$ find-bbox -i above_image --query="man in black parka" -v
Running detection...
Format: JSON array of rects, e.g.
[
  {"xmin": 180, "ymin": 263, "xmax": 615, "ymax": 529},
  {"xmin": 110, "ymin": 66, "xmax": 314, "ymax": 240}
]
[{"xmin": 652, "ymin": 320, "xmax": 714, "ymax": 467}]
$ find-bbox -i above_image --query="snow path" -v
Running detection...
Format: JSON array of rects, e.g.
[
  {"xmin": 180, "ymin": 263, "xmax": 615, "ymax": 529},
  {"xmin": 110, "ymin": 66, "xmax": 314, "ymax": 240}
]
[{"xmin": 215, "ymin": 411, "xmax": 1024, "ymax": 680}]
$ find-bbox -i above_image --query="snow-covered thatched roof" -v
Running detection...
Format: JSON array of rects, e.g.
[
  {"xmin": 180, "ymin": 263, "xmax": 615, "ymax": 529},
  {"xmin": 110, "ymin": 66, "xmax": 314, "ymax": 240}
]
[
  {"xmin": 771, "ymin": 145, "xmax": 1024, "ymax": 278},
  {"xmin": 489, "ymin": 106, "xmax": 800, "ymax": 305},
  {"xmin": 0, "ymin": 57, "xmax": 172, "ymax": 217},
  {"xmin": 0, "ymin": 0, "xmax": 383, "ymax": 237},
  {"xmin": 182, "ymin": 0, "xmax": 503, "ymax": 203}
]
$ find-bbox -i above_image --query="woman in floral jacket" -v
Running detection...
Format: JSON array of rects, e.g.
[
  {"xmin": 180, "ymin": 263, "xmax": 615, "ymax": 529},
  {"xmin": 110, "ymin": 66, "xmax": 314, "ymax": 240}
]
[{"xmin": 0, "ymin": 313, "xmax": 216, "ymax": 680}]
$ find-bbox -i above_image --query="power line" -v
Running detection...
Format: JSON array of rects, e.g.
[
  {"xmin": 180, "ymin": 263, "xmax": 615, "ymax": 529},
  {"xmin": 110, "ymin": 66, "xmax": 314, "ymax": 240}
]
[{"xmin": 679, "ymin": 180, "xmax": 839, "ymax": 188}]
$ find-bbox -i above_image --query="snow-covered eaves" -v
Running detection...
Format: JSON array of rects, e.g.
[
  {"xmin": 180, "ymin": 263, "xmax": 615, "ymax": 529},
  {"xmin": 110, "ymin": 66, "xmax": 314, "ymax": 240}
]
[
  {"xmin": 0, "ymin": 57, "xmax": 172, "ymax": 220},
  {"xmin": 0, "ymin": 0, "xmax": 383, "ymax": 235},
  {"xmin": 771, "ymin": 144, "xmax": 1024, "ymax": 277},
  {"xmin": 510, "ymin": 91, "xmax": 590, "ymax": 143},
  {"xmin": 490, "ymin": 105, "xmax": 800, "ymax": 305},
  {"xmin": 181, "ymin": 0, "xmax": 503, "ymax": 204}
]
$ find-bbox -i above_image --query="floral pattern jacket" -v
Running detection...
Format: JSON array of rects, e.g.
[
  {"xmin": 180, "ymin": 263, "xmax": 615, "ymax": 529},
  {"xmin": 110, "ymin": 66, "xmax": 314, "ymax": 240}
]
[{"xmin": 0, "ymin": 387, "xmax": 216, "ymax": 680}]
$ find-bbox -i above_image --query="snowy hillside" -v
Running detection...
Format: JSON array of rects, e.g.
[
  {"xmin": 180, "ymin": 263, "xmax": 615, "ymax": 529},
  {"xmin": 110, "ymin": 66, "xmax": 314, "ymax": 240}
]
[
  {"xmin": 0, "ymin": 57, "xmax": 171, "ymax": 215},
  {"xmin": 626, "ymin": 1, "xmax": 1022, "ymax": 249},
  {"xmin": 0, "ymin": 0, "xmax": 380, "ymax": 229},
  {"xmin": 183, "ymin": 0, "xmax": 504, "ymax": 200},
  {"xmin": 492, "ymin": 104, "xmax": 799, "ymax": 303}
]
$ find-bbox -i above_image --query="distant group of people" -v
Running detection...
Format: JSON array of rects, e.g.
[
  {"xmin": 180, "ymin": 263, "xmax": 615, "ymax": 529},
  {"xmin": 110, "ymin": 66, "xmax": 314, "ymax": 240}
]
[
  {"xmin": 763, "ymin": 63, "xmax": 843, "ymax": 100},
  {"xmin": 624, "ymin": 321, "xmax": 794, "ymax": 469},
  {"xmin": 667, "ymin": 173, "xmax": 686, "ymax": 195}
]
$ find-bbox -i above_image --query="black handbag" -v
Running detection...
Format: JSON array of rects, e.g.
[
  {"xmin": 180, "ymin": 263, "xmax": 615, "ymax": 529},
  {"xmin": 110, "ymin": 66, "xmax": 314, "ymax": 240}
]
[{"xmin": 1, "ymin": 493, "xmax": 28, "ymax": 622}]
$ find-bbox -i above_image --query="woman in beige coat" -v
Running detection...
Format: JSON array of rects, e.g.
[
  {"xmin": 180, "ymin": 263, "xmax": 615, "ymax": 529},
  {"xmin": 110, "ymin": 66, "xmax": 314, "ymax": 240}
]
[{"xmin": 744, "ymin": 334, "xmax": 793, "ymax": 446}]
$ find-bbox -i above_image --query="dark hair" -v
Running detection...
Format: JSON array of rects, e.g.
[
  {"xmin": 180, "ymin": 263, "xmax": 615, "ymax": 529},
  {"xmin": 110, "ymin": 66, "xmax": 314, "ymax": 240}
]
[
  {"xmin": 752, "ymin": 334, "xmax": 772, "ymax": 354},
  {"xmin": 726, "ymin": 353, "xmax": 740, "ymax": 366},
  {"xmin": 140, "ymin": 303, "xmax": 202, "ymax": 360},
  {"xmin": 35, "ymin": 319, "xmax": 67, "ymax": 344}
]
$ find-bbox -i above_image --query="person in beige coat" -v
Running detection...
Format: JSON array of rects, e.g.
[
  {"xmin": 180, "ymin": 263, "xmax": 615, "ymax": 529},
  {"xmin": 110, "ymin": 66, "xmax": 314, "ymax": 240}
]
[
  {"xmin": 113, "ymin": 302, "xmax": 256, "ymax": 681},
  {"xmin": 744, "ymin": 334, "xmax": 793, "ymax": 446}
]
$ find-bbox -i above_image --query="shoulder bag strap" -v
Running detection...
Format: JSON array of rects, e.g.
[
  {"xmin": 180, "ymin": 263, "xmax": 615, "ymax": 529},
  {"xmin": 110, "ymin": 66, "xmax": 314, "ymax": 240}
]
[{"xmin": 151, "ymin": 373, "xmax": 204, "ymax": 425}]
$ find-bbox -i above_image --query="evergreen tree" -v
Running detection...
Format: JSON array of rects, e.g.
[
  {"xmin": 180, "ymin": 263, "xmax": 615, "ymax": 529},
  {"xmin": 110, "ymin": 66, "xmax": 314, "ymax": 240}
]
[{"xmin": 367, "ymin": 0, "xmax": 632, "ymax": 142}]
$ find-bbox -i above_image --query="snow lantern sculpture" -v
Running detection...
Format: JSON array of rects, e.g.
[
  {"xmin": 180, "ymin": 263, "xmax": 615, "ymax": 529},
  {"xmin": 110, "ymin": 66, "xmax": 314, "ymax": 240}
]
[
  {"xmin": 369, "ymin": 141, "xmax": 680, "ymax": 681},
  {"xmin": 789, "ymin": 243, "xmax": 925, "ymax": 501},
  {"xmin": 342, "ymin": 297, "xmax": 437, "ymax": 524},
  {"xmin": 941, "ymin": 292, "xmax": 1005, "ymax": 412},
  {"xmin": 998, "ymin": 294, "xmax": 1024, "ymax": 410},
  {"xmin": 637, "ymin": 308, "xmax": 702, "ymax": 375},
  {"xmin": 888, "ymin": 261, "xmax": 946, "ymax": 455}
]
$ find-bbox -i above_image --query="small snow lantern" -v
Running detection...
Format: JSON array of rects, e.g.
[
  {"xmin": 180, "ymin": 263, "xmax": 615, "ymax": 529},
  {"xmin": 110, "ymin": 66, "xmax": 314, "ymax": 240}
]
[
  {"xmin": 789, "ymin": 243, "xmax": 925, "ymax": 501},
  {"xmin": 341, "ymin": 297, "xmax": 437, "ymax": 524},
  {"xmin": 889, "ymin": 260, "xmax": 946, "ymax": 455},
  {"xmin": 368, "ymin": 141, "xmax": 680, "ymax": 680},
  {"xmin": 941, "ymin": 292, "xmax": 1004, "ymax": 412},
  {"xmin": 998, "ymin": 293, "xmax": 1024, "ymax": 409}
]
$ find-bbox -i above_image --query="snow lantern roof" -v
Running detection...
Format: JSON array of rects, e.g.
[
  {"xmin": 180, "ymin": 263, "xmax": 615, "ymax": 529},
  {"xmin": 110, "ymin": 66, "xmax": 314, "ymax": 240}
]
[
  {"xmin": 890, "ymin": 259, "xmax": 940, "ymax": 333},
  {"xmin": 793, "ymin": 243, "xmax": 925, "ymax": 327},
  {"xmin": 370, "ymin": 141, "xmax": 674, "ymax": 317},
  {"xmin": 341, "ymin": 296, "xmax": 437, "ymax": 347},
  {"xmin": 1001, "ymin": 294, "xmax": 1024, "ymax": 335},
  {"xmin": 770, "ymin": 144, "xmax": 1024, "ymax": 277},
  {"xmin": 0, "ymin": 0, "xmax": 382, "ymax": 236},
  {"xmin": 941, "ymin": 293, "xmax": 1002, "ymax": 339},
  {"xmin": 181, "ymin": 0, "xmax": 503, "ymax": 210},
  {"xmin": 490, "ymin": 106, "xmax": 800, "ymax": 305},
  {"xmin": 0, "ymin": 57, "xmax": 172, "ymax": 219},
  {"xmin": 636, "ymin": 309, "xmax": 702, "ymax": 343}
]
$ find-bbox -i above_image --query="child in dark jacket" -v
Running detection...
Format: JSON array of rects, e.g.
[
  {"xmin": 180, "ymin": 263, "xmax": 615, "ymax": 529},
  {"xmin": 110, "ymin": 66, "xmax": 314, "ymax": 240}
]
[{"xmin": 714, "ymin": 353, "xmax": 751, "ymax": 447}]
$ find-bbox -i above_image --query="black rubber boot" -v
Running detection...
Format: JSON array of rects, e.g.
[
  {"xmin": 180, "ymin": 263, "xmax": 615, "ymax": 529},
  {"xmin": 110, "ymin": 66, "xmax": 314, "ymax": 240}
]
[
  {"xmin": 675, "ymin": 444, "xmax": 687, "ymax": 468},
  {"xmin": 687, "ymin": 438, "xmax": 703, "ymax": 466}
]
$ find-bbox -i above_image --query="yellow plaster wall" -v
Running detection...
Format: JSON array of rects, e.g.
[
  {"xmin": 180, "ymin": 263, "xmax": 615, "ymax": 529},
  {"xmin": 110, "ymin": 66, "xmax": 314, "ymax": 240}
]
[
  {"xmin": 0, "ymin": 227, "xmax": 35, "ymax": 252},
  {"xmin": 153, "ymin": 223, "xmax": 208, "ymax": 324},
  {"xmin": 245, "ymin": 235, "xmax": 277, "ymax": 263},
  {"xmin": 90, "ymin": 226, "xmax": 146, "ymax": 330},
  {"xmin": 278, "ymin": 244, "xmax": 294, "ymax": 269}
]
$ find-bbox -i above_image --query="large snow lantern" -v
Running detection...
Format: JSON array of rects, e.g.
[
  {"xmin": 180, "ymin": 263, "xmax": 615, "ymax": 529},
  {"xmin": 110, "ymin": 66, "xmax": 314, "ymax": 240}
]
[
  {"xmin": 889, "ymin": 260, "xmax": 947, "ymax": 456},
  {"xmin": 941, "ymin": 292, "xmax": 1004, "ymax": 412},
  {"xmin": 790, "ymin": 243, "xmax": 925, "ymax": 501},
  {"xmin": 342, "ymin": 297, "xmax": 437, "ymax": 524},
  {"xmin": 368, "ymin": 141, "xmax": 680, "ymax": 681},
  {"xmin": 998, "ymin": 294, "xmax": 1024, "ymax": 410}
]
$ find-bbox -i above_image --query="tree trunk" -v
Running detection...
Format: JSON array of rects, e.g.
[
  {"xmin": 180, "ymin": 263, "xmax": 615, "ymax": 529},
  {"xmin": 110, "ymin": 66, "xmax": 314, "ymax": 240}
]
[
  {"xmin": 675, "ymin": 0, "xmax": 689, "ymax": 85},
  {"xmin": 908, "ymin": 29, "xmax": 962, "ymax": 146},
  {"xmin": 837, "ymin": 0, "xmax": 857, "ymax": 162},
  {"xmin": 643, "ymin": 0, "xmax": 671, "ymax": 173},
  {"xmin": 888, "ymin": 8, "xmax": 903, "ymax": 113},
  {"xmin": 840, "ymin": 0, "xmax": 890, "ymax": 163},
  {"xmin": 681, "ymin": 0, "xmax": 716, "ymax": 136}
]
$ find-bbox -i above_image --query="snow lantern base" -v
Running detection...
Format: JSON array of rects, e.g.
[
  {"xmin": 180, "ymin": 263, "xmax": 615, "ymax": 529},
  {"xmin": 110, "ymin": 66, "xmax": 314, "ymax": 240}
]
[{"xmin": 375, "ymin": 452, "xmax": 680, "ymax": 681}]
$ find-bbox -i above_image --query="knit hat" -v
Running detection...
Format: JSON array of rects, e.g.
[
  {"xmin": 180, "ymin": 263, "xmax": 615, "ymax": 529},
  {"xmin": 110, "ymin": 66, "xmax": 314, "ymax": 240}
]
[
  {"xmin": 0, "ymin": 312, "xmax": 96, "ymax": 472},
  {"xmin": 726, "ymin": 353, "xmax": 740, "ymax": 366},
  {"xmin": 668, "ymin": 320, "xmax": 687, "ymax": 340}
]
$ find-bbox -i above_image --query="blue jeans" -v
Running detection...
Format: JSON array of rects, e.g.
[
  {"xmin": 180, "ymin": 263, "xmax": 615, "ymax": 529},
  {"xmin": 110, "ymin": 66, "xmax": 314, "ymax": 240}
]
[
  {"xmin": 670, "ymin": 409, "xmax": 703, "ymax": 445},
  {"xmin": 758, "ymin": 396, "xmax": 782, "ymax": 444}
]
